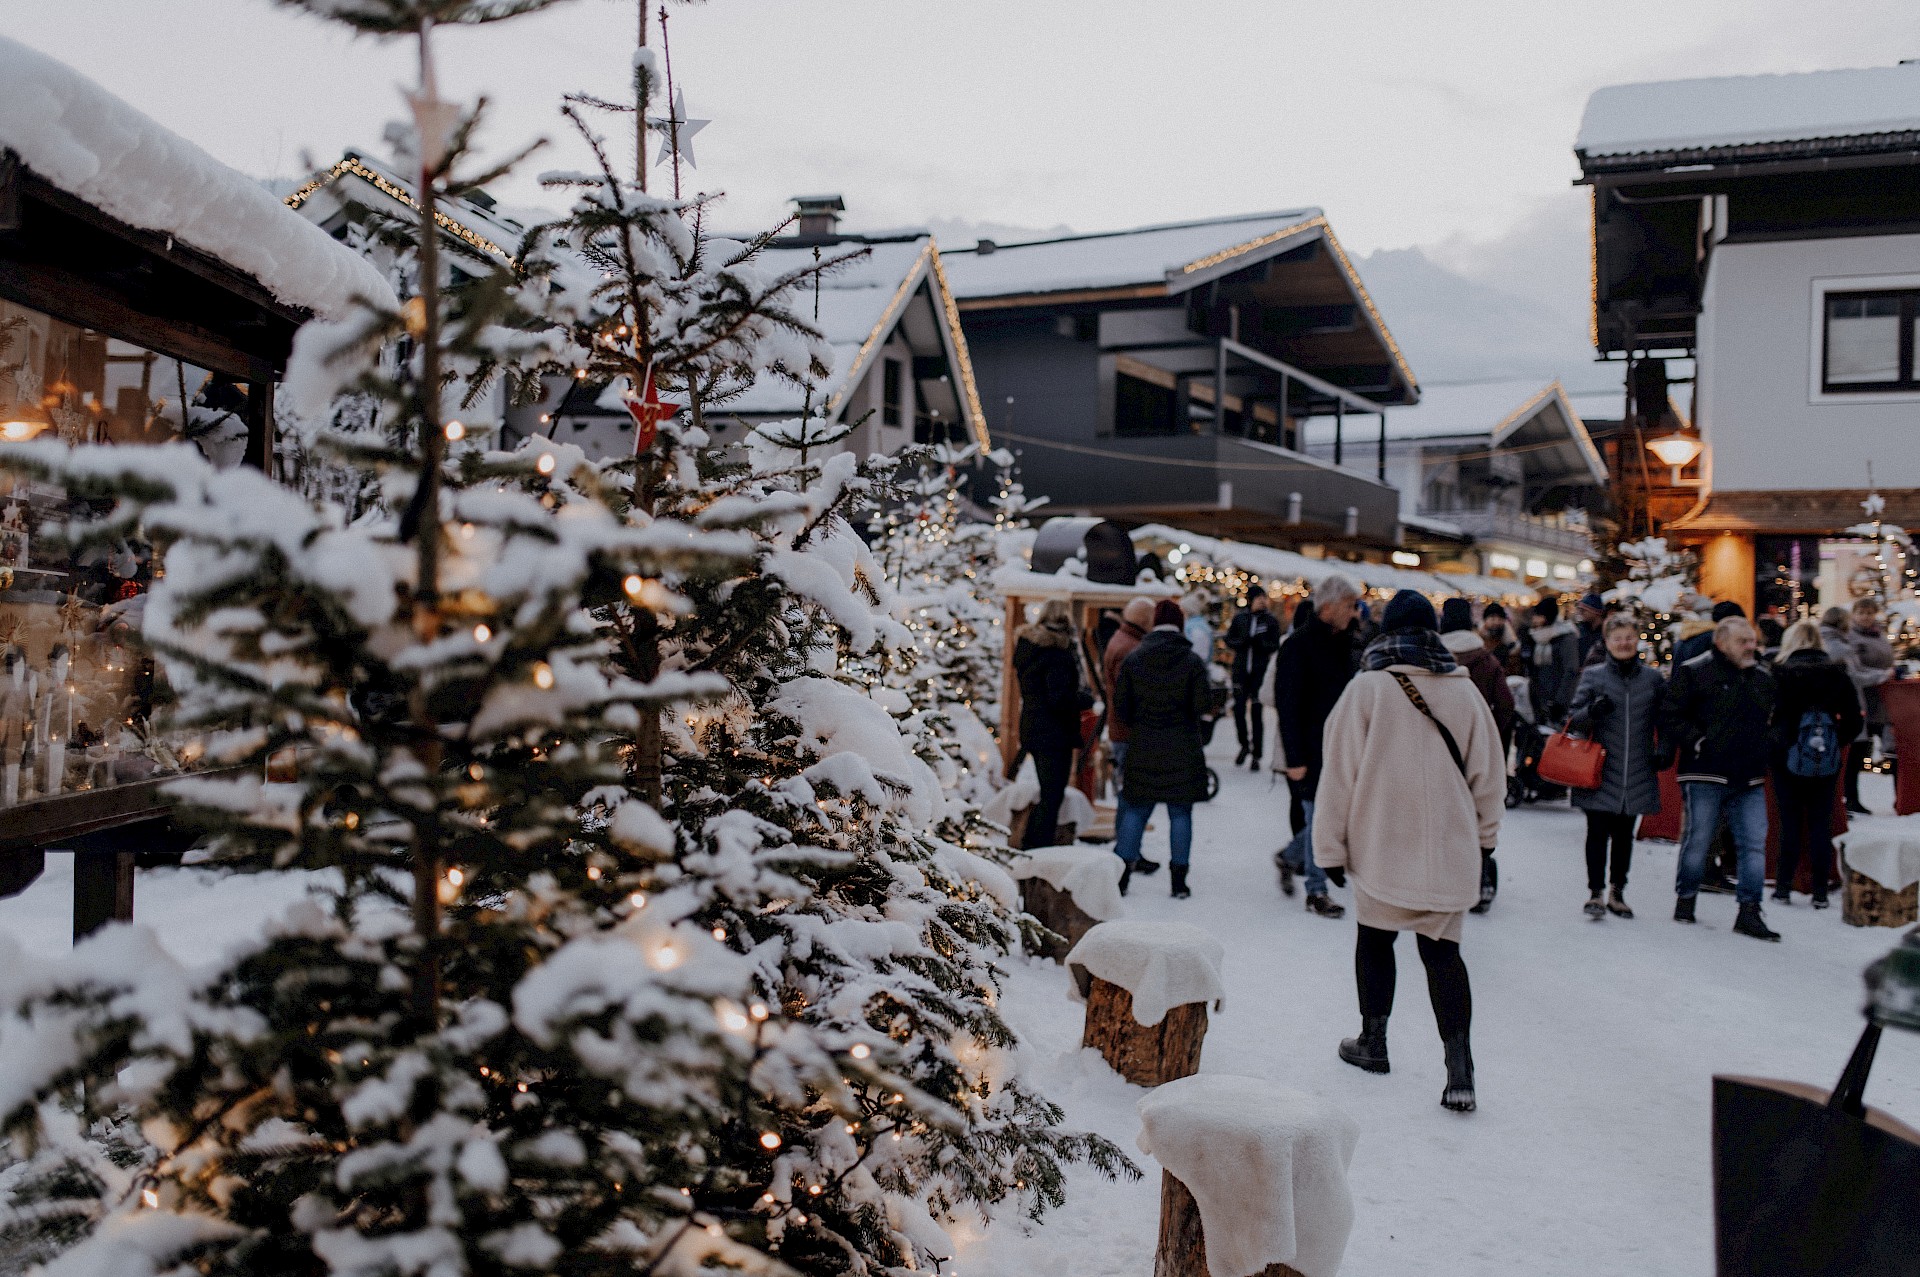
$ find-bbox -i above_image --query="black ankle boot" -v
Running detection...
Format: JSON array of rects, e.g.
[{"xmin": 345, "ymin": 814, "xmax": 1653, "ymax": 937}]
[
  {"xmin": 1470, "ymin": 850, "xmax": 1497, "ymax": 914},
  {"xmin": 1169, "ymin": 865, "xmax": 1191, "ymax": 899},
  {"xmin": 1441, "ymin": 1035, "xmax": 1476, "ymax": 1112},
  {"xmin": 1338, "ymin": 1016, "xmax": 1390, "ymax": 1074},
  {"xmin": 1734, "ymin": 901, "xmax": 1781, "ymax": 942},
  {"xmin": 1118, "ymin": 860, "xmax": 1134, "ymax": 897}
]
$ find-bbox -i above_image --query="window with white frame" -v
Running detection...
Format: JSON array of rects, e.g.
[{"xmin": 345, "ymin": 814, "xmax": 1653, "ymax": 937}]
[{"xmin": 1823, "ymin": 290, "xmax": 1920, "ymax": 392}]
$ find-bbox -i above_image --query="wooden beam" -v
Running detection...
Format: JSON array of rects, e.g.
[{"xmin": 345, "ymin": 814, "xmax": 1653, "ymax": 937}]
[{"xmin": 957, "ymin": 283, "xmax": 1168, "ymax": 312}]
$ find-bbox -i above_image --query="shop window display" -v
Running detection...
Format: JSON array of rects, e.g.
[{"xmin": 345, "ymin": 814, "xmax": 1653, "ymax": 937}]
[{"xmin": 0, "ymin": 296, "xmax": 239, "ymax": 806}]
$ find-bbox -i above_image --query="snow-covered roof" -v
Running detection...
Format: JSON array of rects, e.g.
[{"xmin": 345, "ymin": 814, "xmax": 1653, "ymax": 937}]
[
  {"xmin": 1577, "ymin": 64, "xmax": 1920, "ymax": 163},
  {"xmin": 940, "ymin": 210, "xmax": 1324, "ymax": 300},
  {"xmin": 0, "ymin": 36, "xmax": 394, "ymax": 320},
  {"xmin": 1302, "ymin": 379, "xmax": 1607, "ymax": 484},
  {"xmin": 724, "ymin": 237, "xmax": 986, "ymax": 443},
  {"xmin": 1128, "ymin": 523, "xmax": 1542, "ymax": 602}
]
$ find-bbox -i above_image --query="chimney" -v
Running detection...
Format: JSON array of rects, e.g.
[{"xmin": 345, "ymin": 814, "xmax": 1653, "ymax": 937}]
[{"xmin": 792, "ymin": 194, "xmax": 845, "ymax": 240}]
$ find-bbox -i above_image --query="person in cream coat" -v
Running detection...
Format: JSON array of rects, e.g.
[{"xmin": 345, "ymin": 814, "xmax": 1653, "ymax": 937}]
[{"xmin": 1314, "ymin": 590, "xmax": 1506, "ymax": 1113}]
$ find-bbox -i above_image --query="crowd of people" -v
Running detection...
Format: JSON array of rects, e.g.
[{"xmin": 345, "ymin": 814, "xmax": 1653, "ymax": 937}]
[{"xmin": 1011, "ymin": 573, "xmax": 1906, "ymax": 1114}]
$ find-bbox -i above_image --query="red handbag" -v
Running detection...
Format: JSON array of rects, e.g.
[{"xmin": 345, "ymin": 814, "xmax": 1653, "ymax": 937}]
[{"xmin": 1539, "ymin": 729, "xmax": 1606, "ymax": 790}]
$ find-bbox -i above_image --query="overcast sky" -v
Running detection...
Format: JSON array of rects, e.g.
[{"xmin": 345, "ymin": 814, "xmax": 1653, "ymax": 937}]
[{"xmin": 9, "ymin": 0, "xmax": 1916, "ymax": 308}]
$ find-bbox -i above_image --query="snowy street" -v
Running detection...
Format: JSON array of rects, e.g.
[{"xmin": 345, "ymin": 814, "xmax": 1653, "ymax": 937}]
[
  {"xmin": 9, "ymin": 738, "xmax": 1915, "ymax": 1276},
  {"xmin": 964, "ymin": 741, "xmax": 1920, "ymax": 1277}
]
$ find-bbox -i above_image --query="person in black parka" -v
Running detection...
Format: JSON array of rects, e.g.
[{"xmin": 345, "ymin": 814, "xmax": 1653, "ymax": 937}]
[
  {"xmin": 1769, "ymin": 618, "xmax": 1864, "ymax": 908},
  {"xmin": 1013, "ymin": 598, "xmax": 1093, "ymax": 850},
  {"xmin": 1224, "ymin": 586, "xmax": 1282, "ymax": 768},
  {"xmin": 1113, "ymin": 599, "xmax": 1212, "ymax": 898},
  {"xmin": 1566, "ymin": 612, "xmax": 1668, "ymax": 920}
]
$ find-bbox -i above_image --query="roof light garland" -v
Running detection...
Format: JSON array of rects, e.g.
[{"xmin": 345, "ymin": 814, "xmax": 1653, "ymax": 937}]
[{"xmin": 283, "ymin": 155, "xmax": 513, "ymax": 264}]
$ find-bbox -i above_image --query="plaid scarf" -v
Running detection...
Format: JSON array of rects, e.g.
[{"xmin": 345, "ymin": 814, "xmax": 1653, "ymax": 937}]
[{"xmin": 1362, "ymin": 628, "xmax": 1458, "ymax": 674}]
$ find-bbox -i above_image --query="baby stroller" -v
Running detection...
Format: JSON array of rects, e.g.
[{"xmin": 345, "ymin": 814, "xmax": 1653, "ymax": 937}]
[
  {"xmin": 1197, "ymin": 671, "xmax": 1230, "ymax": 801},
  {"xmin": 1505, "ymin": 674, "xmax": 1560, "ymax": 807}
]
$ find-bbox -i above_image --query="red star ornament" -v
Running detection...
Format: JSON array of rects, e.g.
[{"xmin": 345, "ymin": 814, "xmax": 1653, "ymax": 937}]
[{"xmin": 622, "ymin": 363, "xmax": 680, "ymax": 453}]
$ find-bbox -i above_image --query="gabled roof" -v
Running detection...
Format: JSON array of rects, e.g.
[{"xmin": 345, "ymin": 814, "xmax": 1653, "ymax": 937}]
[
  {"xmin": 721, "ymin": 237, "xmax": 986, "ymax": 444},
  {"xmin": 1577, "ymin": 64, "xmax": 1920, "ymax": 170},
  {"xmin": 942, "ymin": 209, "xmax": 1417, "ymax": 403},
  {"xmin": 940, "ymin": 210, "xmax": 1323, "ymax": 298},
  {"xmin": 284, "ymin": 150, "xmax": 529, "ymax": 266},
  {"xmin": 1303, "ymin": 378, "xmax": 1607, "ymax": 484},
  {"xmin": 0, "ymin": 36, "xmax": 391, "ymax": 319}
]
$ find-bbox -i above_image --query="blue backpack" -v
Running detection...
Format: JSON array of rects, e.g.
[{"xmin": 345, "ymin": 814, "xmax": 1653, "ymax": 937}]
[{"xmin": 1787, "ymin": 709, "xmax": 1842, "ymax": 778}]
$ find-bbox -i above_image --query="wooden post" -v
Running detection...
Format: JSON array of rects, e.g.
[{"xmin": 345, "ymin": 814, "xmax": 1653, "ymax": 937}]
[
  {"xmin": 999, "ymin": 595, "xmax": 1024, "ymax": 774},
  {"xmin": 1081, "ymin": 975, "xmax": 1207, "ymax": 1086},
  {"xmin": 1155, "ymin": 1170, "xmax": 1304, "ymax": 1277},
  {"xmin": 1019, "ymin": 876, "xmax": 1098, "ymax": 961},
  {"xmin": 73, "ymin": 849, "xmax": 134, "ymax": 941}
]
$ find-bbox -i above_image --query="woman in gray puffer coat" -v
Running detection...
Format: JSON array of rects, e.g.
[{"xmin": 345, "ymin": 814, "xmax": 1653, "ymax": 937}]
[{"xmin": 1565, "ymin": 613, "xmax": 1668, "ymax": 920}]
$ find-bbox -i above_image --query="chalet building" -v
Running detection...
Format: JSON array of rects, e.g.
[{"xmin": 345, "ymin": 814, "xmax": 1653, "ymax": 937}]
[
  {"xmin": 1578, "ymin": 63, "xmax": 1920, "ymax": 617},
  {"xmin": 939, "ymin": 211, "xmax": 1420, "ymax": 551},
  {"xmin": 1303, "ymin": 379, "xmax": 1612, "ymax": 586},
  {"xmin": 297, "ymin": 183, "xmax": 988, "ymax": 459}
]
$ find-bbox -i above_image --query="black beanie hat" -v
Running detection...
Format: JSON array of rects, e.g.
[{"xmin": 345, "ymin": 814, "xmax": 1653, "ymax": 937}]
[
  {"xmin": 1532, "ymin": 596, "xmax": 1559, "ymax": 622},
  {"xmin": 1383, "ymin": 589, "xmax": 1438, "ymax": 633},
  {"xmin": 1439, "ymin": 597, "xmax": 1475, "ymax": 634},
  {"xmin": 1711, "ymin": 600, "xmax": 1746, "ymax": 622},
  {"xmin": 1484, "ymin": 602, "xmax": 1508, "ymax": 620}
]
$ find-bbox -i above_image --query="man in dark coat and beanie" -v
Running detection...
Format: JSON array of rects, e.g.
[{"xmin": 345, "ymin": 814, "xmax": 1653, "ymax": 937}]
[
  {"xmin": 1224, "ymin": 586, "xmax": 1282, "ymax": 769},
  {"xmin": 1662, "ymin": 615, "xmax": 1780, "ymax": 939},
  {"xmin": 1524, "ymin": 595, "xmax": 1581, "ymax": 725},
  {"xmin": 1574, "ymin": 592, "xmax": 1607, "ymax": 667},
  {"xmin": 1271, "ymin": 572, "xmax": 1363, "ymax": 918},
  {"xmin": 1113, "ymin": 600, "xmax": 1213, "ymax": 898}
]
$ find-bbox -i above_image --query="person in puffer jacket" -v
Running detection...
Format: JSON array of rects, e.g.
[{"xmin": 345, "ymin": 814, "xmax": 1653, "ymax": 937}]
[
  {"xmin": 1660, "ymin": 616, "xmax": 1779, "ymax": 940},
  {"xmin": 1566, "ymin": 613, "xmax": 1667, "ymax": 921},
  {"xmin": 1769, "ymin": 619, "xmax": 1862, "ymax": 908}
]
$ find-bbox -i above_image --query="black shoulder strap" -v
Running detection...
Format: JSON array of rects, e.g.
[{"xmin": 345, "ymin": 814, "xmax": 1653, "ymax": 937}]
[{"xmin": 1390, "ymin": 671, "xmax": 1468, "ymax": 778}]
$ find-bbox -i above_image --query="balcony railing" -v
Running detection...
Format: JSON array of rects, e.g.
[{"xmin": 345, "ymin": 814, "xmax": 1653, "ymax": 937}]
[{"xmin": 1417, "ymin": 504, "xmax": 1593, "ymax": 555}]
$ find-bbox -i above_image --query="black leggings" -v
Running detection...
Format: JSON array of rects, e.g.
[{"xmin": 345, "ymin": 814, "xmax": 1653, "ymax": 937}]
[
  {"xmin": 1773, "ymin": 766, "xmax": 1838, "ymax": 898},
  {"xmin": 1355, "ymin": 924, "xmax": 1472, "ymax": 1041},
  {"xmin": 1024, "ymin": 746, "xmax": 1074, "ymax": 850},
  {"xmin": 1583, "ymin": 811, "xmax": 1635, "ymax": 893}
]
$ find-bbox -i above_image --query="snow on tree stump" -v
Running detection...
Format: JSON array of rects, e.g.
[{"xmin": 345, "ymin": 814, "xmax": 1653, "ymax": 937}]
[
  {"xmin": 1139, "ymin": 1076, "xmax": 1359, "ymax": 1277},
  {"xmin": 1010, "ymin": 844, "xmax": 1125, "ymax": 961},
  {"xmin": 1065, "ymin": 920, "xmax": 1224, "ymax": 1086},
  {"xmin": 1837, "ymin": 827, "xmax": 1920, "ymax": 927}
]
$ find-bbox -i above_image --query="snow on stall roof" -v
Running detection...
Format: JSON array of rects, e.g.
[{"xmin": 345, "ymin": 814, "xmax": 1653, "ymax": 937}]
[
  {"xmin": 1128, "ymin": 525, "xmax": 1460, "ymax": 597},
  {"xmin": 723, "ymin": 239, "xmax": 934, "ymax": 417},
  {"xmin": 1578, "ymin": 63, "xmax": 1920, "ymax": 160},
  {"xmin": 940, "ymin": 210, "xmax": 1323, "ymax": 299},
  {"xmin": 0, "ymin": 36, "xmax": 395, "ymax": 319}
]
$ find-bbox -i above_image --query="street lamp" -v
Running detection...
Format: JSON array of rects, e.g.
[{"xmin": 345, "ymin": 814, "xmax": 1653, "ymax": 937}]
[{"xmin": 1647, "ymin": 427, "xmax": 1703, "ymax": 482}]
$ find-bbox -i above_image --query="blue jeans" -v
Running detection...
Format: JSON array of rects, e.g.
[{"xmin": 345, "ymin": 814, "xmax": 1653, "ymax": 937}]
[
  {"xmin": 1116, "ymin": 796, "xmax": 1193, "ymax": 866},
  {"xmin": 1677, "ymin": 782, "xmax": 1768, "ymax": 905},
  {"xmin": 1280, "ymin": 799, "xmax": 1328, "ymax": 896}
]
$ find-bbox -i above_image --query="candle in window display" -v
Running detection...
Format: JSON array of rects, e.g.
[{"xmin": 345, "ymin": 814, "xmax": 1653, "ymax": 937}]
[
  {"xmin": 42, "ymin": 644, "xmax": 70, "ymax": 795},
  {"xmin": 0, "ymin": 647, "xmax": 31, "ymax": 806}
]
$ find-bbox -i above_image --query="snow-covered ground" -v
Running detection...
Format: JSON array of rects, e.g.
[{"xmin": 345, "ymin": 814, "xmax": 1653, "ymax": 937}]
[
  {"xmin": 965, "ymin": 743, "xmax": 1920, "ymax": 1277},
  {"xmin": 3, "ymin": 746, "xmax": 1915, "ymax": 1276}
]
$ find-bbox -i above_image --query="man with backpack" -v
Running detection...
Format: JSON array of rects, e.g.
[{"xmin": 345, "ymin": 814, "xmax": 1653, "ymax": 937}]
[
  {"xmin": 1768, "ymin": 618, "xmax": 1862, "ymax": 908},
  {"xmin": 1662, "ymin": 616, "xmax": 1780, "ymax": 939}
]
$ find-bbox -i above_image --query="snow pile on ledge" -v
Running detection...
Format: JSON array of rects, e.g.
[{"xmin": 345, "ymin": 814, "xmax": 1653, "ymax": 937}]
[
  {"xmin": 1578, "ymin": 64, "xmax": 1920, "ymax": 159},
  {"xmin": 0, "ymin": 35, "xmax": 395, "ymax": 318},
  {"xmin": 1137, "ymin": 1075, "xmax": 1359, "ymax": 1277},
  {"xmin": 1009, "ymin": 844, "xmax": 1125, "ymax": 922},
  {"xmin": 1065, "ymin": 919, "xmax": 1224, "ymax": 1026}
]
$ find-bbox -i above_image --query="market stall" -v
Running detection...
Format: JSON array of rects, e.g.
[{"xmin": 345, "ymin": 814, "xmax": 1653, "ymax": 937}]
[{"xmin": 0, "ymin": 50, "xmax": 386, "ymax": 934}]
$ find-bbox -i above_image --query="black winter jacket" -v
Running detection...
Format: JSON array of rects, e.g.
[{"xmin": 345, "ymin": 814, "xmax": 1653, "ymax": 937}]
[
  {"xmin": 1273, "ymin": 613, "xmax": 1355, "ymax": 797},
  {"xmin": 1014, "ymin": 627, "xmax": 1090, "ymax": 755},
  {"xmin": 1224, "ymin": 607, "xmax": 1282, "ymax": 688},
  {"xmin": 1769, "ymin": 648, "xmax": 1864, "ymax": 767},
  {"xmin": 1661, "ymin": 649, "xmax": 1775, "ymax": 788},
  {"xmin": 1114, "ymin": 629, "xmax": 1212, "ymax": 805},
  {"xmin": 1567, "ymin": 656, "xmax": 1665, "ymax": 815}
]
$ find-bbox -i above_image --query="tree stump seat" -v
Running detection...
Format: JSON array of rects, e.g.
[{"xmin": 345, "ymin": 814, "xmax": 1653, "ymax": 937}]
[
  {"xmin": 1019, "ymin": 876, "xmax": 1099, "ymax": 961},
  {"xmin": 1844, "ymin": 866, "xmax": 1919, "ymax": 928},
  {"xmin": 1156, "ymin": 1171, "xmax": 1304, "ymax": 1277},
  {"xmin": 1081, "ymin": 975, "xmax": 1207, "ymax": 1086}
]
